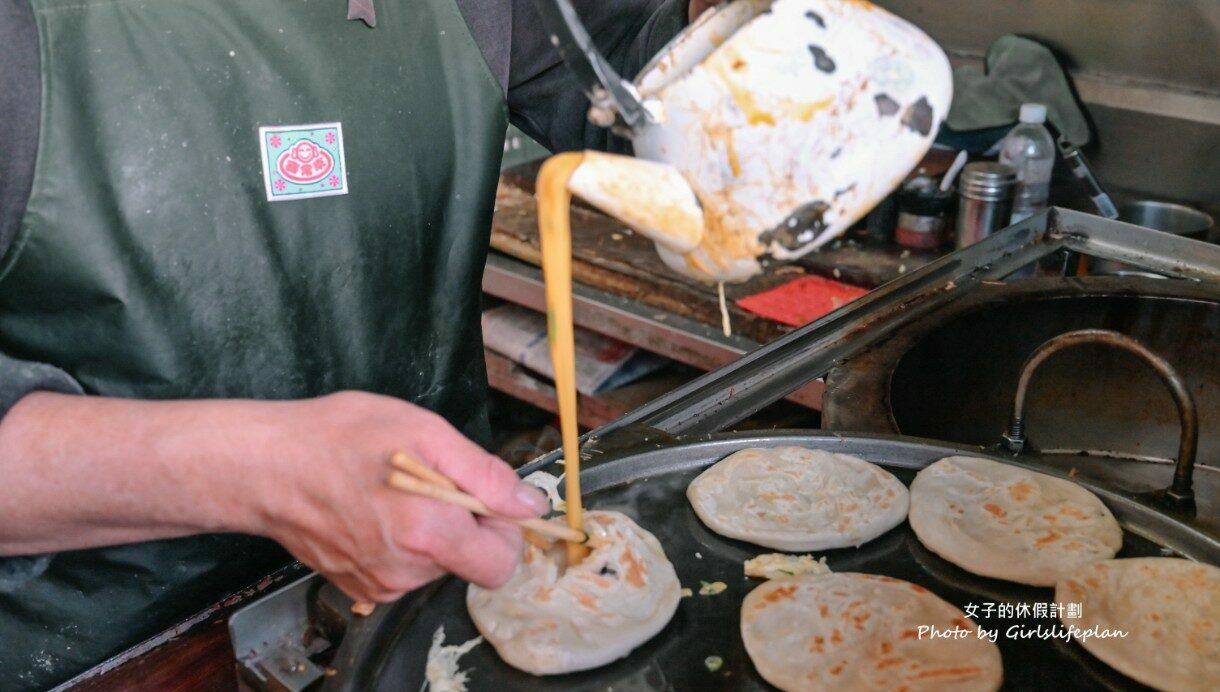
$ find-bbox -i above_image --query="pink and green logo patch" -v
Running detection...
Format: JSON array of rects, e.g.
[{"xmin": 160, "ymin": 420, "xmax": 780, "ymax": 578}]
[{"xmin": 259, "ymin": 123, "xmax": 347, "ymax": 201}]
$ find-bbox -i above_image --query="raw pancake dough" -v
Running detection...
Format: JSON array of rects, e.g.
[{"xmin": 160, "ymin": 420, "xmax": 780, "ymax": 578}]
[
  {"xmin": 909, "ymin": 456, "xmax": 1122, "ymax": 586},
  {"xmin": 687, "ymin": 447, "xmax": 909, "ymax": 551},
  {"xmin": 742, "ymin": 573, "xmax": 1002, "ymax": 691},
  {"xmin": 1056, "ymin": 558, "xmax": 1220, "ymax": 692},
  {"xmin": 466, "ymin": 510, "xmax": 680, "ymax": 675}
]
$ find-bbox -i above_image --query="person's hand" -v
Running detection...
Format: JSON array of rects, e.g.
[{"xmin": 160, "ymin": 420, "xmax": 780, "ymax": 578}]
[
  {"xmin": 690, "ymin": 0, "xmax": 721, "ymax": 22},
  {"xmin": 256, "ymin": 391, "xmax": 549, "ymax": 603},
  {"xmin": 0, "ymin": 390, "xmax": 547, "ymax": 604}
]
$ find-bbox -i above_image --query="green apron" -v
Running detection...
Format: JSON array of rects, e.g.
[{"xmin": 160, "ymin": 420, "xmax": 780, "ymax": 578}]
[{"xmin": 0, "ymin": 0, "xmax": 506, "ymax": 687}]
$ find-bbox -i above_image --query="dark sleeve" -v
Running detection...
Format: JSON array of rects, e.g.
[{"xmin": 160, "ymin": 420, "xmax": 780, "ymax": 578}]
[
  {"xmin": 0, "ymin": 353, "xmax": 81, "ymax": 589},
  {"xmin": 0, "ymin": 0, "xmax": 41, "ymax": 261},
  {"xmin": 0, "ymin": 353, "xmax": 84, "ymax": 415},
  {"xmin": 0, "ymin": 5, "xmax": 77, "ymax": 436},
  {"xmin": 507, "ymin": 0, "xmax": 689, "ymax": 153}
]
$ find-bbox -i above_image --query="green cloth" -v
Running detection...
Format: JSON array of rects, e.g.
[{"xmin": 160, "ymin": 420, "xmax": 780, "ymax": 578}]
[
  {"xmin": 947, "ymin": 35, "xmax": 1091, "ymax": 145},
  {"xmin": 0, "ymin": 0, "xmax": 505, "ymax": 687}
]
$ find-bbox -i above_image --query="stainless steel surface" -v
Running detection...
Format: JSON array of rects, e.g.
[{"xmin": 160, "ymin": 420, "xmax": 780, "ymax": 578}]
[
  {"xmin": 874, "ymin": 0, "xmax": 1219, "ymax": 104},
  {"xmin": 821, "ymin": 277, "xmax": 1220, "ymax": 534},
  {"xmin": 1054, "ymin": 210, "xmax": 1220, "ymax": 282},
  {"xmin": 1119, "ymin": 200, "xmax": 1214, "ymax": 240},
  {"xmin": 956, "ymin": 162, "xmax": 1017, "ymax": 249},
  {"xmin": 1002, "ymin": 329, "xmax": 1198, "ymax": 511},
  {"xmin": 958, "ymin": 162, "xmax": 1019, "ymax": 201},
  {"xmin": 481, "ymin": 252, "xmax": 826, "ymax": 410},
  {"xmin": 1070, "ymin": 72, "xmax": 1220, "ymax": 128},
  {"xmin": 231, "ymin": 574, "xmax": 330, "ymax": 692},
  {"xmin": 1084, "ymin": 106, "xmax": 1220, "ymax": 220},
  {"xmin": 1091, "ymin": 200, "xmax": 1217, "ymax": 275},
  {"xmin": 873, "ymin": 1, "xmax": 1220, "ymax": 216},
  {"xmin": 315, "ymin": 432, "xmax": 1219, "ymax": 692}
]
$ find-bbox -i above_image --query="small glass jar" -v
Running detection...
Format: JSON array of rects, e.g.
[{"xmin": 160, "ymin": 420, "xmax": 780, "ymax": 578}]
[{"xmin": 896, "ymin": 182, "xmax": 956, "ymax": 249}]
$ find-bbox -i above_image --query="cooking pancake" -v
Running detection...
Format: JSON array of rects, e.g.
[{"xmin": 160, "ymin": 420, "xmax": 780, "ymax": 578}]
[
  {"xmin": 1056, "ymin": 558, "xmax": 1220, "ymax": 692},
  {"xmin": 466, "ymin": 510, "xmax": 680, "ymax": 675},
  {"xmin": 742, "ymin": 573, "xmax": 1002, "ymax": 691},
  {"xmin": 686, "ymin": 446, "xmax": 909, "ymax": 551},
  {"xmin": 909, "ymin": 456, "xmax": 1122, "ymax": 586}
]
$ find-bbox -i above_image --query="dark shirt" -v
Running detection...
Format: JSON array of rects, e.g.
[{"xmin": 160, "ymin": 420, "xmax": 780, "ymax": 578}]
[
  {"xmin": 0, "ymin": 0, "xmax": 686, "ymax": 592},
  {"xmin": 0, "ymin": 0, "xmax": 688, "ymax": 259},
  {"xmin": 0, "ymin": 0, "xmax": 688, "ymax": 415}
]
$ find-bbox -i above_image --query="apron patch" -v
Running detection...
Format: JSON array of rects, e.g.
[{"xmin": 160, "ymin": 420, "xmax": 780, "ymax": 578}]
[{"xmin": 259, "ymin": 123, "xmax": 348, "ymax": 201}]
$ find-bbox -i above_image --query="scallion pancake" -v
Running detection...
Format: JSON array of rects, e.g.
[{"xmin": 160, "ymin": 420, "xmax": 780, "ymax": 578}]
[
  {"xmin": 1056, "ymin": 558, "xmax": 1220, "ymax": 692},
  {"xmin": 687, "ymin": 447, "xmax": 909, "ymax": 551},
  {"xmin": 909, "ymin": 456, "xmax": 1122, "ymax": 586},
  {"xmin": 741, "ymin": 573, "xmax": 1002, "ymax": 691},
  {"xmin": 466, "ymin": 510, "xmax": 680, "ymax": 675}
]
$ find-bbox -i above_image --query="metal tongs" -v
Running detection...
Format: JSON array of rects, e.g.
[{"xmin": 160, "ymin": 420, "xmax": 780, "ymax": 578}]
[
  {"xmin": 1044, "ymin": 121, "xmax": 1119, "ymax": 220},
  {"xmin": 351, "ymin": 0, "xmax": 651, "ymax": 130},
  {"xmin": 529, "ymin": 0, "xmax": 655, "ymax": 133}
]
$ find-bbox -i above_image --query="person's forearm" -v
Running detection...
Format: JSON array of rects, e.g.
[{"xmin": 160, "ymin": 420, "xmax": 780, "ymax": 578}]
[
  {"xmin": 0, "ymin": 389, "xmax": 547, "ymax": 598},
  {"xmin": 0, "ymin": 392, "xmax": 283, "ymax": 555}
]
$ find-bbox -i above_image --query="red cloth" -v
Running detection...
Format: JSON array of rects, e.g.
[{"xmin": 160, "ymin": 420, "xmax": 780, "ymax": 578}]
[{"xmin": 736, "ymin": 274, "xmax": 869, "ymax": 327}]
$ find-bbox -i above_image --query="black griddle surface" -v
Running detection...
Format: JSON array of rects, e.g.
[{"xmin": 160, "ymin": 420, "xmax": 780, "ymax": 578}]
[{"xmin": 335, "ymin": 438, "xmax": 1184, "ymax": 692}]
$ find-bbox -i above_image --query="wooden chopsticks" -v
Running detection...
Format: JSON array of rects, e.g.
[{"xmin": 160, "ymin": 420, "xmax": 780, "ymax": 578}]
[
  {"xmin": 351, "ymin": 451, "xmax": 584, "ymax": 616},
  {"xmin": 386, "ymin": 451, "xmax": 586, "ymax": 544}
]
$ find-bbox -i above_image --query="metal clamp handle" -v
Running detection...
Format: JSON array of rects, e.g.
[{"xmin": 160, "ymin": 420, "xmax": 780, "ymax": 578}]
[
  {"xmin": 529, "ymin": 0, "xmax": 651, "ymax": 131},
  {"xmin": 1002, "ymin": 329, "xmax": 1197, "ymax": 512},
  {"xmin": 1057, "ymin": 140, "xmax": 1119, "ymax": 220}
]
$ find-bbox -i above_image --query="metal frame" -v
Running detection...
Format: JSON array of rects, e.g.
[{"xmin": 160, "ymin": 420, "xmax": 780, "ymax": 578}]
[
  {"xmin": 482, "ymin": 252, "xmax": 826, "ymax": 409},
  {"xmin": 523, "ymin": 208, "xmax": 1220, "ymax": 472},
  {"xmin": 230, "ymin": 574, "xmax": 330, "ymax": 692},
  {"xmin": 483, "ymin": 252, "xmax": 757, "ymax": 371}
]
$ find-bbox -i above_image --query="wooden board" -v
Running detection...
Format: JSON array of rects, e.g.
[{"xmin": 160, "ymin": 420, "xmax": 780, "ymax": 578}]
[
  {"xmin": 62, "ymin": 567, "xmax": 308, "ymax": 692},
  {"xmin": 492, "ymin": 183, "xmax": 793, "ymax": 344},
  {"xmin": 69, "ymin": 618, "xmax": 238, "ymax": 692},
  {"xmin": 491, "ymin": 163, "xmax": 949, "ymax": 345}
]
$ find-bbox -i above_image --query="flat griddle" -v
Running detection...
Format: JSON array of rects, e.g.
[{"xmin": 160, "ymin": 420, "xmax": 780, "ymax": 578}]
[{"xmin": 322, "ymin": 432, "xmax": 1219, "ymax": 692}]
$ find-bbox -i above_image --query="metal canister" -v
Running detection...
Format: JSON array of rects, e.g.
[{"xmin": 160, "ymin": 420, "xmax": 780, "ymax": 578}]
[{"xmin": 956, "ymin": 162, "xmax": 1017, "ymax": 248}]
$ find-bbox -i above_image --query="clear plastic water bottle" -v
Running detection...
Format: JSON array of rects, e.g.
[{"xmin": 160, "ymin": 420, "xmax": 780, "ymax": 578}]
[{"xmin": 998, "ymin": 103, "xmax": 1056, "ymax": 223}]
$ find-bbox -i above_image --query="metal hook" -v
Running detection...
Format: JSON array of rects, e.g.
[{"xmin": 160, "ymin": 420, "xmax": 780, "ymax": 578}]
[
  {"xmin": 1002, "ymin": 328, "xmax": 1197, "ymax": 513},
  {"xmin": 529, "ymin": 0, "xmax": 652, "ymax": 132}
]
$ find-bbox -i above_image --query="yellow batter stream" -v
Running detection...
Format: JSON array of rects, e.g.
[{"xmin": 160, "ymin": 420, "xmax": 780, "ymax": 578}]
[{"xmin": 536, "ymin": 152, "xmax": 591, "ymax": 564}]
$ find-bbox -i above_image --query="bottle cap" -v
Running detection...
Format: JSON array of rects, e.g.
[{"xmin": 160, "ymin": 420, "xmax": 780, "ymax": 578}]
[
  {"xmin": 1019, "ymin": 103, "xmax": 1047, "ymax": 124},
  {"xmin": 959, "ymin": 162, "xmax": 1018, "ymax": 201}
]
